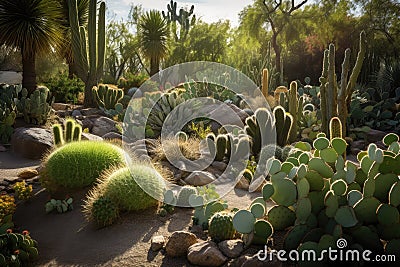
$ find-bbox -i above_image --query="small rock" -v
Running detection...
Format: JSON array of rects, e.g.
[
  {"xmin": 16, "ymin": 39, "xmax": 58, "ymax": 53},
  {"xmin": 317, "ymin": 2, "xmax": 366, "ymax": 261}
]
[
  {"xmin": 165, "ymin": 231, "xmax": 198, "ymax": 257},
  {"xmin": 0, "ymin": 181, "xmax": 9, "ymax": 187},
  {"xmin": 11, "ymin": 127, "xmax": 53, "ymax": 159},
  {"xmin": 81, "ymin": 133, "xmax": 103, "ymax": 141},
  {"xmin": 132, "ymin": 89, "xmax": 143, "ymax": 98},
  {"xmin": 151, "ymin": 235, "xmax": 165, "ymax": 252},
  {"xmin": 102, "ymin": 132, "xmax": 122, "ymax": 141},
  {"xmin": 218, "ymin": 240, "xmax": 244, "ymax": 258},
  {"xmin": 235, "ymin": 176, "xmax": 249, "ymax": 190},
  {"xmin": 351, "ymin": 140, "xmax": 365, "ymax": 150},
  {"xmin": 184, "ymin": 171, "xmax": 215, "ymax": 186},
  {"xmin": 26, "ymin": 177, "xmax": 39, "ymax": 184},
  {"xmin": 52, "ymin": 103, "xmax": 71, "ymax": 111},
  {"xmin": 211, "ymin": 161, "xmax": 227, "ymax": 172},
  {"xmin": 5, "ymin": 177, "xmax": 22, "ymax": 184},
  {"xmin": 366, "ymin": 129, "xmax": 386, "ymax": 143},
  {"xmin": 0, "ymin": 186, "xmax": 5, "ymax": 192},
  {"xmin": 234, "ymin": 253, "xmax": 281, "ymax": 267},
  {"xmin": 71, "ymin": 110, "xmax": 82, "ymax": 117},
  {"xmin": 0, "ymin": 145, "xmax": 6, "ymax": 152},
  {"xmin": 187, "ymin": 241, "xmax": 227, "ymax": 267},
  {"xmin": 17, "ymin": 169, "xmax": 38, "ymax": 179},
  {"xmin": 91, "ymin": 117, "xmax": 119, "ymax": 137}
]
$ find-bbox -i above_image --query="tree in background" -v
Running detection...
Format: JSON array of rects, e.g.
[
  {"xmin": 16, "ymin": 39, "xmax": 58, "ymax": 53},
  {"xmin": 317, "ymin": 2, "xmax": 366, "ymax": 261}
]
[
  {"xmin": 0, "ymin": 0, "xmax": 62, "ymax": 93},
  {"xmin": 139, "ymin": 10, "xmax": 169, "ymax": 76}
]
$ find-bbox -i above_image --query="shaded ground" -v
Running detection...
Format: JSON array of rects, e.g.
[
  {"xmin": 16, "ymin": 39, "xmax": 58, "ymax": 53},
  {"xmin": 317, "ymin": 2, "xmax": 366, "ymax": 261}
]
[{"xmin": 1, "ymin": 150, "xmax": 264, "ymax": 266}]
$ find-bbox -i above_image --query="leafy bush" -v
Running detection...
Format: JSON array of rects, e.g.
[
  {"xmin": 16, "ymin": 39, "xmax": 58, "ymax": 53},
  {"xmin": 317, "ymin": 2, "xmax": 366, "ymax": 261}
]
[
  {"xmin": 117, "ymin": 72, "xmax": 148, "ymax": 90},
  {"xmin": 40, "ymin": 141, "xmax": 126, "ymax": 191},
  {"xmin": 40, "ymin": 72, "xmax": 84, "ymax": 103}
]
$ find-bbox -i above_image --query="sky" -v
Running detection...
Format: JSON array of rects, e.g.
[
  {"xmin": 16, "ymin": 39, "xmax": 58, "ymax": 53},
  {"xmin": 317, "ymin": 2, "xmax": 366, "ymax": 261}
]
[{"xmin": 105, "ymin": 0, "xmax": 254, "ymax": 27}]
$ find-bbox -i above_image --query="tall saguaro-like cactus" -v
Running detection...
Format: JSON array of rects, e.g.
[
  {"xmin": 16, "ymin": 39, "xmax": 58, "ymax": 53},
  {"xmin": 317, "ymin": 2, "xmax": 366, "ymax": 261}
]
[
  {"xmin": 68, "ymin": 0, "xmax": 105, "ymax": 107},
  {"xmin": 319, "ymin": 31, "xmax": 367, "ymax": 136}
]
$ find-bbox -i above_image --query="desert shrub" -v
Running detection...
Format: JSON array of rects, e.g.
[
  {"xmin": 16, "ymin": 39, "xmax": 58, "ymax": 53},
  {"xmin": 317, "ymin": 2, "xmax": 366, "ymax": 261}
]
[
  {"xmin": 40, "ymin": 72, "xmax": 84, "ymax": 103},
  {"xmin": 40, "ymin": 141, "xmax": 125, "ymax": 191}
]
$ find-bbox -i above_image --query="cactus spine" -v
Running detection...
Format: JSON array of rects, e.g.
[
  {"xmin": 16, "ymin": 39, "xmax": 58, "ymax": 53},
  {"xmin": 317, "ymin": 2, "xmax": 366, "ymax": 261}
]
[
  {"xmin": 68, "ymin": 0, "xmax": 106, "ymax": 107},
  {"xmin": 320, "ymin": 31, "xmax": 367, "ymax": 136},
  {"xmin": 262, "ymin": 68, "xmax": 269, "ymax": 99},
  {"xmin": 288, "ymin": 81, "xmax": 298, "ymax": 143}
]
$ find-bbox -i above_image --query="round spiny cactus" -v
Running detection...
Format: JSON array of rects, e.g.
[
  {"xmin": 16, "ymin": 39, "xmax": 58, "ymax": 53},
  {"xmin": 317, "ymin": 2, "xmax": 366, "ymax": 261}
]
[
  {"xmin": 208, "ymin": 212, "xmax": 236, "ymax": 242},
  {"xmin": 91, "ymin": 196, "xmax": 119, "ymax": 227}
]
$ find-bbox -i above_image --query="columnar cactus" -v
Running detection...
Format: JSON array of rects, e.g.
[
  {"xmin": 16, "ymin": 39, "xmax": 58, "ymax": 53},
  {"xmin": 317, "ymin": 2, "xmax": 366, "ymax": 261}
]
[
  {"xmin": 262, "ymin": 68, "xmax": 269, "ymax": 99},
  {"xmin": 329, "ymin": 117, "xmax": 342, "ymax": 140},
  {"xmin": 288, "ymin": 81, "xmax": 298, "ymax": 143},
  {"xmin": 68, "ymin": 0, "xmax": 106, "ymax": 107},
  {"xmin": 208, "ymin": 212, "xmax": 236, "ymax": 242},
  {"xmin": 273, "ymin": 106, "xmax": 293, "ymax": 147},
  {"xmin": 320, "ymin": 31, "xmax": 367, "ymax": 136},
  {"xmin": 52, "ymin": 118, "xmax": 82, "ymax": 147}
]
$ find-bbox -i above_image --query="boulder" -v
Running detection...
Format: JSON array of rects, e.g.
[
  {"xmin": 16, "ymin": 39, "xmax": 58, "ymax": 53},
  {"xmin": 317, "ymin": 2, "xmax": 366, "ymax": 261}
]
[
  {"xmin": 0, "ymin": 145, "xmax": 6, "ymax": 152},
  {"xmin": 11, "ymin": 127, "xmax": 53, "ymax": 159},
  {"xmin": 165, "ymin": 231, "xmax": 198, "ymax": 257},
  {"xmin": 365, "ymin": 129, "xmax": 387, "ymax": 143},
  {"xmin": 218, "ymin": 239, "xmax": 244, "ymax": 258},
  {"xmin": 80, "ymin": 108, "xmax": 103, "ymax": 116},
  {"xmin": 91, "ymin": 117, "xmax": 118, "ymax": 137},
  {"xmin": 184, "ymin": 171, "xmax": 215, "ymax": 186},
  {"xmin": 81, "ymin": 133, "xmax": 103, "ymax": 141},
  {"xmin": 71, "ymin": 110, "xmax": 82, "ymax": 117},
  {"xmin": 187, "ymin": 241, "xmax": 227, "ymax": 267},
  {"xmin": 52, "ymin": 103, "xmax": 71, "ymax": 111},
  {"xmin": 102, "ymin": 132, "xmax": 123, "ymax": 141}
]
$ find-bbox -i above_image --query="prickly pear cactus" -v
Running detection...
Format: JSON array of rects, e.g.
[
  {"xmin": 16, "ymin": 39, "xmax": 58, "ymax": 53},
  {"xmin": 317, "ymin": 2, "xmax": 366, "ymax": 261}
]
[
  {"xmin": 208, "ymin": 212, "xmax": 236, "ymax": 242},
  {"xmin": 177, "ymin": 186, "xmax": 197, "ymax": 206}
]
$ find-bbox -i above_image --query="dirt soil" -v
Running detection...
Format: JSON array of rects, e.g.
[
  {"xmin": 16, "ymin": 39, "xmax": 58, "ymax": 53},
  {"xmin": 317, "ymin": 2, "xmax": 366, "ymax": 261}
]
[{"xmin": 1, "ymin": 150, "xmax": 267, "ymax": 267}]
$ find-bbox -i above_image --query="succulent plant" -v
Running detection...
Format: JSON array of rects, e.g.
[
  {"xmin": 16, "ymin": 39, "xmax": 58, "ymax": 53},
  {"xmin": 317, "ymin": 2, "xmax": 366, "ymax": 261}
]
[
  {"xmin": 16, "ymin": 87, "xmax": 54, "ymax": 125},
  {"xmin": 273, "ymin": 106, "xmax": 293, "ymax": 147},
  {"xmin": 52, "ymin": 118, "xmax": 82, "ymax": 147},
  {"xmin": 0, "ymin": 85, "xmax": 18, "ymax": 144},
  {"xmin": 92, "ymin": 84, "xmax": 124, "ymax": 110},
  {"xmin": 0, "ymin": 231, "xmax": 39, "ymax": 266},
  {"xmin": 90, "ymin": 196, "xmax": 119, "ymax": 227},
  {"xmin": 45, "ymin": 198, "xmax": 74, "ymax": 214},
  {"xmin": 208, "ymin": 211, "xmax": 236, "ymax": 242},
  {"xmin": 177, "ymin": 186, "xmax": 197, "ymax": 206}
]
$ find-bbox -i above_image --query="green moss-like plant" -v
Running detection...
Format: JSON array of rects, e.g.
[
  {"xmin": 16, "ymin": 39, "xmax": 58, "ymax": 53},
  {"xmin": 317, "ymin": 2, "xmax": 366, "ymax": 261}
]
[{"xmin": 40, "ymin": 141, "xmax": 126, "ymax": 191}]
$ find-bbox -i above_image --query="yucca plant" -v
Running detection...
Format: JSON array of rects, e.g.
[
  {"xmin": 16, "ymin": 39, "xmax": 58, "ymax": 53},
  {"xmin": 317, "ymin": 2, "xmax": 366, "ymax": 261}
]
[
  {"xmin": 139, "ymin": 10, "xmax": 169, "ymax": 76},
  {"xmin": 0, "ymin": 0, "xmax": 63, "ymax": 93}
]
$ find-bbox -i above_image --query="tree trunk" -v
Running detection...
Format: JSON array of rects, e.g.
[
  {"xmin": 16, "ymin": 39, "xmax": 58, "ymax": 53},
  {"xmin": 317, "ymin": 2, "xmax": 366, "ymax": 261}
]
[
  {"xmin": 68, "ymin": 59, "xmax": 78, "ymax": 79},
  {"xmin": 271, "ymin": 33, "xmax": 281, "ymax": 81},
  {"xmin": 22, "ymin": 49, "xmax": 37, "ymax": 94},
  {"xmin": 150, "ymin": 57, "xmax": 159, "ymax": 77},
  {"xmin": 83, "ymin": 79, "xmax": 96, "ymax": 107}
]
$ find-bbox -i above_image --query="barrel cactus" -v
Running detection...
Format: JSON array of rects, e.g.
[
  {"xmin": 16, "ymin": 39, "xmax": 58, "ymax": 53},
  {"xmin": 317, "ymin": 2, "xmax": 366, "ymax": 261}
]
[
  {"xmin": 208, "ymin": 212, "xmax": 236, "ymax": 242},
  {"xmin": 40, "ymin": 141, "xmax": 126, "ymax": 192},
  {"xmin": 87, "ymin": 196, "xmax": 119, "ymax": 228}
]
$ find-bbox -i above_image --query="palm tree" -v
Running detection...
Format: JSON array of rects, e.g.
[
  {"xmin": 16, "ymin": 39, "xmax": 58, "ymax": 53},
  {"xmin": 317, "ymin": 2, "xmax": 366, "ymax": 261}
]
[
  {"xmin": 0, "ymin": 0, "xmax": 62, "ymax": 93},
  {"xmin": 57, "ymin": 0, "xmax": 89, "ymax": 79},
  {"xmin": 139, "ymin": 10, "xmax": 169, "ymax": 76}
]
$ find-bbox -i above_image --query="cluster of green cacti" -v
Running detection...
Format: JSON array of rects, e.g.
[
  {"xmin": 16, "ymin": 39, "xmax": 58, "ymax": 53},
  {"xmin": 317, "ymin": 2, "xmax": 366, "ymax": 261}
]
[
  {"xmin": 205, "ymin": 131, "xmax": 250, "ymax": 162},
  {"xmin": 208, "ymin": 212, "xmax": 236, "ymax": 242},
  {"xmin": 144, "ymin": 91, "xmax": 186, "ymax": 137},
  {"xmin": 232, "ymin": 198, "xmax": 274, "ymax": 245},
  {"xmin": 68, "ymin": 0, "xmax": 105, "ymax": 106},
  {"xmin": 0, "ymin": 231, "xmax": 39, "ymax": 266},
  {"xmin": 176, "ymin": 186, "xmax": 197, "ymax": 206},
  {"xmin": 319, "ymin": 31, "xmax": 367, "ymax": 137},
  {"xmin": 52, "ymin": 118, "xmax": 82, "ymax": 147},
  {"xmin": 162, "ymin": 0, "xmax": 196, "ymax": 40},
  {"xmin": 253, "ymin": 121, "xmax": 400, "ymax": 258},
  {"xmin": 40, "ymin": 141, "xmax": 126, "ymax": 192},
  {"xmin": 17, "ymin": 87, "xmax": 54, "ymax": 125},
  {"xmin": 0, "ymin": 84, "xmax": 20, "ymax": 143},
  {"xmin": 349, "ymin": 88, "xmax": 400, "ymax": 132},
  {"xmin": 89, "ymin": 196, "xmax": 119, "ymax": 228},
  {"xmin": 92, "ymin": 85, "xmax": 124, "ymax": 110},
  {"xmin": 260, "ymin": 144, "xmax": 292, "ymax": 162},
  {"xmin": 84, "ymin": 166, "xmax": 165, "ymax": 226},
  {"xmin": 45, "ymin": 198, "xmax": 73, "ymax": 214}
]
